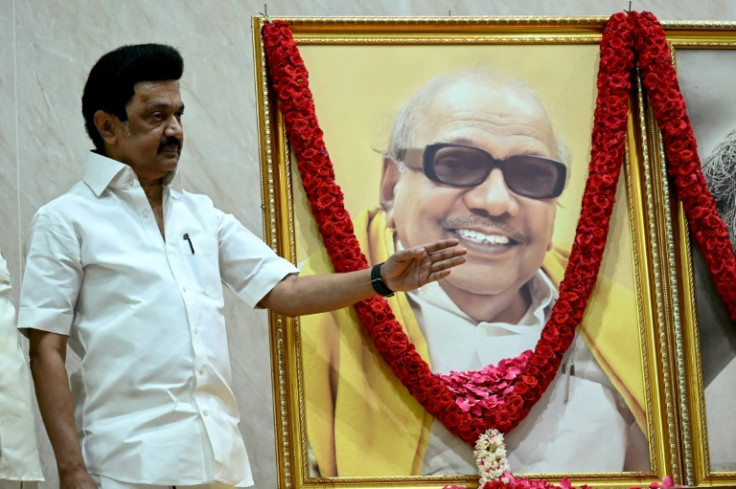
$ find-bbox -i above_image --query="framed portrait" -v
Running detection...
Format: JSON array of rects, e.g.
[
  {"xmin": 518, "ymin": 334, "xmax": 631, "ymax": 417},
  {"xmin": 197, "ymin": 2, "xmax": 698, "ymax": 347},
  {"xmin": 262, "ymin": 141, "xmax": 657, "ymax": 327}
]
[
  {"xmin": 252, "ymin": 16, "xmax": 681, "ymax": 489},
  {"xmin": 655, "ymin": 21, "xmax": 736, "ymax": 487}
]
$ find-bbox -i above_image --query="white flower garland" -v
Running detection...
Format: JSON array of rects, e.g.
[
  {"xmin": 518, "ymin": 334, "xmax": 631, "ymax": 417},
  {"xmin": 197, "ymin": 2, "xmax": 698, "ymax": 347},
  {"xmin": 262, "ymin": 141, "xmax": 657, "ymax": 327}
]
[{"xmin": 474, "ymin": 429, "xmax": 511, "ymax": 486}]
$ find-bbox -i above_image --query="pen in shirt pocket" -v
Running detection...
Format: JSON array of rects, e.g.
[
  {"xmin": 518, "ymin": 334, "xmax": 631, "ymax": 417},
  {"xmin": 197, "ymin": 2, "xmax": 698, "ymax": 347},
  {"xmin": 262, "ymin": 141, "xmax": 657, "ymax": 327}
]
[
  {"xmin": 183, "ymin": 233, "xmax": 195, "ymax": 254},
  {"xmin": 563, "ymin": 361, "xmax": 575, "ymax": 404}
]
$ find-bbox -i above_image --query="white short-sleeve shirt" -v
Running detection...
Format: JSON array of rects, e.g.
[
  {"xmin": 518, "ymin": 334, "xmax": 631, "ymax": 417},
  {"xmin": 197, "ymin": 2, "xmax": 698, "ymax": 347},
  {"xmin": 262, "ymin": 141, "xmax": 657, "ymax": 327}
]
[
  {"xmin": 0, "ymin": 253, "xmax": 44, "ymax": 482},
  {"xmin": 17, "ymin": 152, "xmax": 299, "ymax": 487}
]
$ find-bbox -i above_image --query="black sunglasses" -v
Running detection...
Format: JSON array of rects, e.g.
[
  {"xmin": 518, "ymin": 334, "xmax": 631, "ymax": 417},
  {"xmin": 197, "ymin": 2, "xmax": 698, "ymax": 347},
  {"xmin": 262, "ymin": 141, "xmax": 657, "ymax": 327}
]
[{"xmin": 398, "ymin": 142, "xmax": 567, "ymax": 199}]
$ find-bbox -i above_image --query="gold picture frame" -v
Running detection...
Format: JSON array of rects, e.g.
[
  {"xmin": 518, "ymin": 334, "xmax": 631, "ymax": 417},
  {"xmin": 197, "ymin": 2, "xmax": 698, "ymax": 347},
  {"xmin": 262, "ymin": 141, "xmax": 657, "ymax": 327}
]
[
  {"xmin": 252, "ymin": 16, "xmax": 681, "ymax": 489},
  {"xmin": 650, "ymin": 20, "xmax": 736, "ymax": 488}
]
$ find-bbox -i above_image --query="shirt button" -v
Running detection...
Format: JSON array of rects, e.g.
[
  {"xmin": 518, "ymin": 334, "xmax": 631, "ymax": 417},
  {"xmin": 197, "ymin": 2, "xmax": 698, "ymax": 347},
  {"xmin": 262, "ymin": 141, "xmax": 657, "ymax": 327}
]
[
  {"xmin": 182, "ymin": 286, "xmax": 187, "ymax": 293},
  {"xmin": 193, "ymin": 328, "xmax": 200, "ymax": 335},
  {"xmin": 198, "ymin": 366, "xmax": 205, "ymax": 375},
  {"xmin": 203, "ymin": 409, "xmax": 209, "ymax": 416},
  {"xmin": 142, "ymin": 209, "xmax": 151, "ymax": 218}
]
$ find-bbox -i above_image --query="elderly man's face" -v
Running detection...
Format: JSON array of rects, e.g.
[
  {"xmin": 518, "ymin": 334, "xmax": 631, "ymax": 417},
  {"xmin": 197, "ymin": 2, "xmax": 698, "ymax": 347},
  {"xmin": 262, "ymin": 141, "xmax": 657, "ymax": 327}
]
[{"xmin": 382, "ymin": 80, "xmax": 561, "ymax": 317}]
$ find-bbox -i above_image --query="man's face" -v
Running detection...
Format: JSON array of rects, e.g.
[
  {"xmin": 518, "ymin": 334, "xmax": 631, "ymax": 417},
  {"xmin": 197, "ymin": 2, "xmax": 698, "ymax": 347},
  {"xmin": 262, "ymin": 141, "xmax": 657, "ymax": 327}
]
[
  {"xmin": 383, "ymin": 79, "xmax": 561, "ymax": 311},
  {"xmin": 106, "ymin": 80, "xmax": 185, "ymax": 182}
]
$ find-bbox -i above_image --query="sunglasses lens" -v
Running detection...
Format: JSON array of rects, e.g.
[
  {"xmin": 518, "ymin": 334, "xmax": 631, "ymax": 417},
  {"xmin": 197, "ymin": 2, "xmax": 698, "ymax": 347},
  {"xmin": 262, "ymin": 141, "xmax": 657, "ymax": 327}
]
[
  {"xmin": 431, "ymin": 146, "xmax": 489, "ymax": 186},
  {"xmin": 427, "ymin": 145, "xmax": 564, "ymax": 198},
  {"xmin": 504, "ymin": 156, "xmax": 563, "ymax": 198}
]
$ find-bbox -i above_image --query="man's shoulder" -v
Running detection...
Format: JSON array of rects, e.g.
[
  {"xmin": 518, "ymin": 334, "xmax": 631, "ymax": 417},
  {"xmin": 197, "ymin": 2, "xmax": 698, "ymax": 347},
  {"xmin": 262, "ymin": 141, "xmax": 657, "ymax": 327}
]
[
  {"xmin": 175, "ymin": 188, "xmax": 226, "ymax": 219},
  {"xmin": 176, "ymin": 188, "xmax": 216, "ymax": 207},
  {"xmin": 23, "ymin": 182, "xmax": 94, "ymax": 250},
  {"xmin": 33, "ymin": 181, "xmax": 92, "ymax": 220}
]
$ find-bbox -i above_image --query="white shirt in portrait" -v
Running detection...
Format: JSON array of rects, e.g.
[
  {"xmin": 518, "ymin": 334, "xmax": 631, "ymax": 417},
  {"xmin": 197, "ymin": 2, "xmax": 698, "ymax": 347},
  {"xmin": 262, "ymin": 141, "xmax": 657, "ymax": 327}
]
[{"xmin": 406, "ymin": 271, "xmax": 628, "ymax": 474}]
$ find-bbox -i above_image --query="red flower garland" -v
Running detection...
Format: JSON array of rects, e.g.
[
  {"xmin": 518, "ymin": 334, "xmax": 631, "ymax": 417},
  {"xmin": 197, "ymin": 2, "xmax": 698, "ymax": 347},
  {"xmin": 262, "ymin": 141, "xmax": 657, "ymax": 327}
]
[
  {"xmin": 632, "ymin": 11, "xmax": 736, "ymax": 321},
  {"xmin": 261, "ymin": 10, "xmax": 735, "ymax": 446}
]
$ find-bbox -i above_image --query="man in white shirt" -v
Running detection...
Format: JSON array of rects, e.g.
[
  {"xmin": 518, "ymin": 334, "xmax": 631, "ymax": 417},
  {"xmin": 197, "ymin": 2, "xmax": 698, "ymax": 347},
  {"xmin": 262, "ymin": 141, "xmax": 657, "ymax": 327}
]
[
  {"xmin": 17, "ymin": 43, "xmax": 466, "ymax": 489},
  {"xmin": 0, "ymin": 251, "xmax": 43, "ymax": 488},
  {"xmin": 301, "ymin": 68, "xmax": 649, "ymax": 476}
]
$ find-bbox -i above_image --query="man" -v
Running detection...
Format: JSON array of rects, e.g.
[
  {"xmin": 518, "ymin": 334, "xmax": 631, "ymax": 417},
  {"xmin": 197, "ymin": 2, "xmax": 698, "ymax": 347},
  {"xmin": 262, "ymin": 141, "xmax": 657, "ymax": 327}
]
[
  {"xmin": 0, "ymin": 251, "xmax": 43, "ymax": 488},
  {"xmin": 694, "ymin": 131, "xmax": 736, "ymax": 470},
  {"xmin": 301, "ymin": 68, "xmax": 648, "ymax": 476},
  {"xmin": 17, "ymin": 44, "xmax": 465, "ymax": 489}
]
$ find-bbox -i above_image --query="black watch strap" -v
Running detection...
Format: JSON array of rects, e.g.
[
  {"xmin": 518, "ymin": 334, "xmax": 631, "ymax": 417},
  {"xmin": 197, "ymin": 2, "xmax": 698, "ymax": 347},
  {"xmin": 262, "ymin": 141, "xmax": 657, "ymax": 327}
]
[{"xmin": 370, "ymin": 262, "xmax": 395, "ymax": 297}]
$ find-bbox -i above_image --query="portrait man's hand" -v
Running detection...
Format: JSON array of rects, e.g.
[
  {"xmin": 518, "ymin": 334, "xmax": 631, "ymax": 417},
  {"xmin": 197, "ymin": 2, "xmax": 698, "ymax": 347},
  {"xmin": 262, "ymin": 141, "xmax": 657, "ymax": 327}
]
[{"xmin": 382, "ymin": 238, "xmax": 466, "ymax": 292}]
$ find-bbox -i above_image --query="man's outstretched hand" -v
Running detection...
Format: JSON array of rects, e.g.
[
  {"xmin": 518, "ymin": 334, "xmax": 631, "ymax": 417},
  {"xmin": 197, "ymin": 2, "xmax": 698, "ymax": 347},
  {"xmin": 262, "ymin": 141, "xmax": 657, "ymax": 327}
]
[
  {"xmin": 381, "ymin": 239, "xmax": 466, "ymax": 292},
  {"xmin": 260, "ymin": 239, "xmax": 465, "ymax": 317}
]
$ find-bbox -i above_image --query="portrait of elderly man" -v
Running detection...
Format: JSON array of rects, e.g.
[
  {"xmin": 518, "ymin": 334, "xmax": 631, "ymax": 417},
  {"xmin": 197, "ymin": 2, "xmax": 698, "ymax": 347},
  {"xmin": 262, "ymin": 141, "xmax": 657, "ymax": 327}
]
[
  {"xmin": 300, "ymin": 68, "xmax": 648, "ymax": 477},
  {"xmin": 692, "ymin": 129, "xmax": 736, "ymax": 471}
]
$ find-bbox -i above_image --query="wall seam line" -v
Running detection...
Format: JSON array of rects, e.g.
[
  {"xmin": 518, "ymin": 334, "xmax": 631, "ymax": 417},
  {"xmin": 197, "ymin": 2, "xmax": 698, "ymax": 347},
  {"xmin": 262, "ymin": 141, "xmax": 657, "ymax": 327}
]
[{"xmin": 13, "ymin": 0, "xmax": 21, "ymax": 279}]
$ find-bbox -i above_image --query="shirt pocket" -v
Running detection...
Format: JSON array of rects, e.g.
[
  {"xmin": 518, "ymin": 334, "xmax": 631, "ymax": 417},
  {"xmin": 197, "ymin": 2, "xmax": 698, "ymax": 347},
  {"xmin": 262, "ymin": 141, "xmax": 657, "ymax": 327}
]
[{"xmin": 180, "ymin": 233, "xmax": 223, "ymax": 299}]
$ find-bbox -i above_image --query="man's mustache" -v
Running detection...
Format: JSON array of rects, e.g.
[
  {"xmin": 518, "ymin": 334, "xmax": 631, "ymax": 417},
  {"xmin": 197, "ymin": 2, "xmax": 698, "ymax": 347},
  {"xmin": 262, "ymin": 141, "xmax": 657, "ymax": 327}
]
[
  {"xmin": 158, "ymin": 136, "xmax": 181, "ymax": 152},
  {"xmin": 439, "ymin": 216, "xmax": 530, "ymax": 245}
]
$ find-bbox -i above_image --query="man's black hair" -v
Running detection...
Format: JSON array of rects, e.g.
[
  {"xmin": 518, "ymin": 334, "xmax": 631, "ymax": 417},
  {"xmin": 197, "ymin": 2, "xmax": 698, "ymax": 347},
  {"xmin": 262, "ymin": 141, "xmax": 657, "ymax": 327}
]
[{"xmin": 81, "ymin": 43, "xmax": 184, "ymax": 152}]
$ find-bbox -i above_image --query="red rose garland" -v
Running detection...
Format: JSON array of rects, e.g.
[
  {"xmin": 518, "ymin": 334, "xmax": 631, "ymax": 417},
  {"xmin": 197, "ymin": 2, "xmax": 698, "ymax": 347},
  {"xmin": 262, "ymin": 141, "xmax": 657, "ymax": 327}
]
[
  {"xmin": 632, "ymin": 11, "xmax": 736, "ymax": 321},
  {"xmin": 505, "ymin": 11, "xmax": 636, "ymax": 426},
  {"xmin": 261, "ymin": 14, "xmax": 632, "ymax": 443},
  {"xmin": 261, "ymin": 10, "xmax": 735, "ymax": 447}
]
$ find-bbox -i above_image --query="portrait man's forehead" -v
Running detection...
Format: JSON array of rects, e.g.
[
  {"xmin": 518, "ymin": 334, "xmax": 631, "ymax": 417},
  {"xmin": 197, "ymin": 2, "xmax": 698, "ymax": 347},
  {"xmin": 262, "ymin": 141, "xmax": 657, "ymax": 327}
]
[{"xmin": 388, "ymin": 68, "xmax": 562, "ymax": 160}]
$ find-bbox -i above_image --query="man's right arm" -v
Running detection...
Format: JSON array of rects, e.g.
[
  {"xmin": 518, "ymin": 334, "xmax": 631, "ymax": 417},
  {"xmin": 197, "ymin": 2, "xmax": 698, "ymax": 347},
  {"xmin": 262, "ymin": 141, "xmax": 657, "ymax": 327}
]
[{"xmin": 28, "ymin": 329, "xmax": 96, "ymax": 489}]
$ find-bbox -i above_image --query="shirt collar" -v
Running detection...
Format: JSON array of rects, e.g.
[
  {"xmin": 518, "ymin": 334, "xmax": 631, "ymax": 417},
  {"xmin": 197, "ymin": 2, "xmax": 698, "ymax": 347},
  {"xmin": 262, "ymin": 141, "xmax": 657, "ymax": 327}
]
[
  {"xmin": 83, "ymin": 151, "xmax": 177, "ymax": 197},
  {"xmin": 409, "ymin": 268, "xmax": 557, "ymax": 328},
  {"xmin": 405, "ymin": 268, "xmax": 558, "ymax": 373}
]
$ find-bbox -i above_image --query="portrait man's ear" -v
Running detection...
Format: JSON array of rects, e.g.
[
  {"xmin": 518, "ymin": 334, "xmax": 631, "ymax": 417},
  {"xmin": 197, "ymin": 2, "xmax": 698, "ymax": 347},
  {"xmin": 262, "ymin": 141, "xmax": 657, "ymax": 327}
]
[{"xmin": 379, "ymin": 156, "xmax": 401, "ymax": 226}]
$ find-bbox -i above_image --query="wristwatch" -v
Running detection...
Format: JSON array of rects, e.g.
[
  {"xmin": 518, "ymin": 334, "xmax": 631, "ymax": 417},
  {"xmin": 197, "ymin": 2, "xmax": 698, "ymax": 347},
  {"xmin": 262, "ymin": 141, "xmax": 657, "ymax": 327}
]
[{"xmin": 370, "ymin": 262, "xmax": 395, "ymax": 297}]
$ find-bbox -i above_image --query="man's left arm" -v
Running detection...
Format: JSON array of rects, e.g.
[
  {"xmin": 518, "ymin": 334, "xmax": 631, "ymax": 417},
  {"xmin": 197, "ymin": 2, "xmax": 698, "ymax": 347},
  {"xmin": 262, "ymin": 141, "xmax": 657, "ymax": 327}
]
[{"xmin": 258, "ymin": 239, "xmax": 465, "ymax": 317}]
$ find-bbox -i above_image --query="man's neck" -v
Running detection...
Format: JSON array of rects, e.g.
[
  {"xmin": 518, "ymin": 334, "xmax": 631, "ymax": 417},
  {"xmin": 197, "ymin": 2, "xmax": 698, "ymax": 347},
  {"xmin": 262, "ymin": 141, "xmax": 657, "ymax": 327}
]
[
  {"xmin": 138, "ymin": 177, "xmax": 164, "ymax": 203},
  {"xmin": 138, "ymin": 177, "xmax": 166, "ymax": 239}
]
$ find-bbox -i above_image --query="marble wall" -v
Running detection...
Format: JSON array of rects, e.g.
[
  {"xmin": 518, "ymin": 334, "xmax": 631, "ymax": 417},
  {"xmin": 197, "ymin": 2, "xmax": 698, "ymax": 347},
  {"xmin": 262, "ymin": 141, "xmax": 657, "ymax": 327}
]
[{"xmin": 2, "ymin": 1, "xmax": 735, "ymax": 488}]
